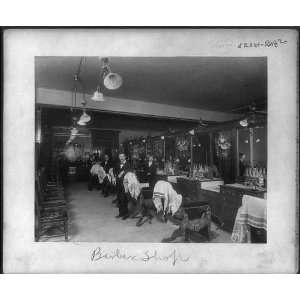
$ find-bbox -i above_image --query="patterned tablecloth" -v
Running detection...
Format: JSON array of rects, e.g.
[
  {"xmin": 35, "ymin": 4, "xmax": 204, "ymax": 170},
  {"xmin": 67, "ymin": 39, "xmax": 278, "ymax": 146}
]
[{"xmin": 231, "ymin": 195, "xmax": 267, "ymax": 243}]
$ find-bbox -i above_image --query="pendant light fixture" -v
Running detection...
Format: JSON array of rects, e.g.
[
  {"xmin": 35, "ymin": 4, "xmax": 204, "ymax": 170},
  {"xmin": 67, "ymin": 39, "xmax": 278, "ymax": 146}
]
[
  {"xmin": 102, "ymin": 57, "xmax": 123, "ymax": 90},
  {"xmin": 77, "ymin": 119, "xmax": 87, "ymax": 126},
  {"xmin": 91, "ymin": 88, "xmax": 105, "ymax": 102},
  {"xmin": 91, "ymin": 57, "xmax": 123, "ymax": 102},
  {"xmin": 239, "ymin": 119, "xmax": 248, "ymax": 127},
  {"xmin": 78, "ymin": 111, "xmax": 91, "ymax": 123},
  {"xmin": 72, "ymin": 58, "xmax": 91, "ymax": 126}
]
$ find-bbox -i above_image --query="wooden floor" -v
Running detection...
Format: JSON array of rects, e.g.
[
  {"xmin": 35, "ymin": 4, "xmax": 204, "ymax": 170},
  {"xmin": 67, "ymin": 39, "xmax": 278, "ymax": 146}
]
[{"xmin": 39, "ymin": 182, "xmax": 232, "ymax": 243}]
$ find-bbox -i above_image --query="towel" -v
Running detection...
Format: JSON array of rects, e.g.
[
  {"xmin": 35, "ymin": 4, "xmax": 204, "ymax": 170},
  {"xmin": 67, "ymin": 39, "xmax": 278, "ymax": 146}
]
[
  {"xmin": 97, "ymin": 166, "xmax": 106, "ymax": 184},
  {"xmin": 153, "ymin": 180, "xmax": 182, "ymax": 215},
  {"xmin": 231, "ymin": 195, "xmax": 267, "ymax": 243},
  {"xmin": 123, "ymin": 172, "xmax": 141, "ymax": 200},
  {"xmin": 90, "ymin": 164, "xmax": 107, "ymax": 183},
  {"xmin": 90, "ymin": 163, "xmax": 102, "ymax": 175},
  {"xmin": 108, "ymin": 168, "xmax": 116, "ymax": 185}
]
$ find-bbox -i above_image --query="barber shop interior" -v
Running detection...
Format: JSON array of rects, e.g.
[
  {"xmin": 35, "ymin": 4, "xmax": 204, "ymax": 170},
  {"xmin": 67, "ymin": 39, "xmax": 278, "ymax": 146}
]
[{"xmin": 35, "ymin": 56, "xmax": 267, "ymax": 243}]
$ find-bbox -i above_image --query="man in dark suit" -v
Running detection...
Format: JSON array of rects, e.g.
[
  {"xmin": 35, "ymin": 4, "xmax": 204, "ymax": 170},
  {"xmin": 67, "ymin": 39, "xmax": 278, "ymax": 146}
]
[
  {"xmin": 101, "ymin": 154, "xmax": 112, "ymax": 197},
  {"xmin": 114, "ymin": 153, "xmax": 131, "ymax": 219},
  {"xmin": 144, "ymin": 155, "xmax": 157, "ymax": 188}
]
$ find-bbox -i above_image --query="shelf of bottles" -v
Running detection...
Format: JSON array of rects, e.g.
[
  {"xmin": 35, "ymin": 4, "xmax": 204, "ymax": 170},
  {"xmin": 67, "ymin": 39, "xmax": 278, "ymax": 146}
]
[
  {"xmin": 191, "ymin": 164, "xmax": 214, "ymax": 180},
  {"xmin": 244, "ymin": 167, "xmax": 267, "ymax": 189}
]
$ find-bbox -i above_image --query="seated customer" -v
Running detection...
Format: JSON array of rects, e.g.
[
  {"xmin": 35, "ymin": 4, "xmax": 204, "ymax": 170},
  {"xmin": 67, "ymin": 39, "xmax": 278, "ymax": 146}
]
[{"xmin": 88, "ymin": 160, "xmax": 102, "ymax": 191}]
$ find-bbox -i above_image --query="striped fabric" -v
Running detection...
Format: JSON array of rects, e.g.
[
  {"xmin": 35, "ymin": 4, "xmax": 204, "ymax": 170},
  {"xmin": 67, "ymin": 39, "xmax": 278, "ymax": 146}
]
[{"xmin": 231, "ymin": 195, "xmax": 267, "ymax": 243}]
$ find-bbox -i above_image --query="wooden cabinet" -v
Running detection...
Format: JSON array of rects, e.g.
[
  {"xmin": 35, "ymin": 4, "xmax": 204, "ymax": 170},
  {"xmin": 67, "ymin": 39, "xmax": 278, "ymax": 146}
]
[
  {"xmin": 219, "ymin": 184, "xmax": 265, "ymax": 199},
  {"xmin": 219, "ymin": 184, "xmax": 266, "ymax": 232},
  {"xmin": 175, "ymin": 178, "xmax": 268, "ymax": 233}
]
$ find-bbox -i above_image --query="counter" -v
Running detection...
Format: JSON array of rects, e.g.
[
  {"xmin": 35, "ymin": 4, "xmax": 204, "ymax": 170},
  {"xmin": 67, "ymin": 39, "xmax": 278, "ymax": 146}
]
[{"xmin": 175, "ymin": 178, "xmax": 267, "ymax": 233}]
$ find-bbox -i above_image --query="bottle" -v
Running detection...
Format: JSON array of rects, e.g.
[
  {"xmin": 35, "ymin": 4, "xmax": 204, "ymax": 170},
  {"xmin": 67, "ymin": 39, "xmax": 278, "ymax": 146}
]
[
  {"xmin": 199, "ymin": 164, "xmax": 203, "ymax": 178},
  {"xmin": 258, "ymin": 169, "xmax": 264, "ymax": 187},
  {"xmin": 193, "ymin": 165, "xmax": 196, "ymax": 178}
]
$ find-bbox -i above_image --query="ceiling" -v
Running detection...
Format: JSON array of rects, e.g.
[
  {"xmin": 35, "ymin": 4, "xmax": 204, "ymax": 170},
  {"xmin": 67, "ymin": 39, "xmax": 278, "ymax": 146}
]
[
  {"xmin": 42, "ymin": 107, "xmax": 199, "ymax": 133},
  {"xmin": 36, "ymin": 56, "xmax": 267, "ymax": 113}
]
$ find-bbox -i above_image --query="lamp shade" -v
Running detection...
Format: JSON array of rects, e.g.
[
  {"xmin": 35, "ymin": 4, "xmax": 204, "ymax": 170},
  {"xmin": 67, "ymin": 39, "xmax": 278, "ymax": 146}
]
[
  {"xmin": 240, "ymin": 119, "xmax": 248, "ymax": 127},
  {"xmin": 77, "ymin": 119, "xmax": 87, "ymax": 126},
  {"xmin": 91, "ymin": 90, "xmax": 104, "ymax": 102},
  {"xmin": 79, "ymin": 111, "xmax": 91, "ymax": 123},
  {"xmin": 103, "ymin": 73, "xmax": 123, "ymax": 90}
]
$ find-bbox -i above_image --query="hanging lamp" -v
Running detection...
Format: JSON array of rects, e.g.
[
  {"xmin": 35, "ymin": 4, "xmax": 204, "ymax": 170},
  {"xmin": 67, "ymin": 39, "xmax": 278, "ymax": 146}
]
[
  {"xmin": 102, "ymin": 57, "xmax": 123, "ymax": 90},
  {"xmin": 239, "ymin": 119, "xmax": 248, "ymax": 127},
  {"xmin": 91, "ymin": 88, "xmax": 104, "ymax": 102},
  {"xmin": 91, "ymin": 57, "xmax": 123, "ymax": 101}
]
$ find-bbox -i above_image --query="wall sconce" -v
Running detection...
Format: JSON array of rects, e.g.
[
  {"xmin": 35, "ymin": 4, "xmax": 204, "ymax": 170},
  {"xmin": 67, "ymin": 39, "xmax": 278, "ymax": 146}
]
[
  {"xmin": 256, "ymin": 138, "xmax": 261, "ymax": 143},
  {"xmin": 161, "ymin": 136, "xmax": 165, "ymax": 140},
  {"xmin": 245, "ymin": 140, "xmax": 249, "ymax": 143}
]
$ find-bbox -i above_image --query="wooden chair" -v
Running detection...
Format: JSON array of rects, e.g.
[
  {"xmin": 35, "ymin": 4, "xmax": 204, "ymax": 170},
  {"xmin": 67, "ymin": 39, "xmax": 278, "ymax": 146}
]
[
  {"xmin": 39, "ymin": 168, "xmax": 64, "ymax": 193},
  {"xmin": 35, "ymin": 179, "xmax": 68, "ymax": 241}
]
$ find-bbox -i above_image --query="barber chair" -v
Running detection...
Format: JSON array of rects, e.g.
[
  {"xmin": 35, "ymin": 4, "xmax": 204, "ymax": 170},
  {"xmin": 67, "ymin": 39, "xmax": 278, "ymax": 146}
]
[
  {"xmin": 181, "ymin": 201, "xmax": 211, "ymax": 241},
  {"xmin": 162, "ymin": 199, "xmax": 211, "ymax": 242}
]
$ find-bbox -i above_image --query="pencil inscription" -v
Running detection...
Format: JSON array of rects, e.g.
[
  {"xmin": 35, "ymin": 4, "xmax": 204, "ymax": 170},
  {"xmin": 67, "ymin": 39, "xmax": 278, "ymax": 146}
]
[{"xmin": 91, "ymin": 247, "xmax": 190, "ymax": 266}]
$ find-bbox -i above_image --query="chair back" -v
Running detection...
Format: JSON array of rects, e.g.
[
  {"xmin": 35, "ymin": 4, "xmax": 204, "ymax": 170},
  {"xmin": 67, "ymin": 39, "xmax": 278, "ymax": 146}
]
[{"xmin": 35, "ymin": 177, "xmax": 46, "ymax": 205}]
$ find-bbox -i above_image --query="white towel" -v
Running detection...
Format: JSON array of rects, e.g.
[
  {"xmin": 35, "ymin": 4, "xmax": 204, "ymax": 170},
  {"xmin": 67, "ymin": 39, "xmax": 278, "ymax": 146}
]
[
  {"xmin": 153, "ymin": 180, "xmax": 182, "ymax": 215},
  {"xmin": 123, "ymin": 172, "xmax": 141, "ymax": 200},
  {"xmin": 90, "ymin": 164, "xmax": 106, "ymax": 183},
  {"xmin": 231, "ymin": 195, "xmax": 267, "ymax": 243},
  {"xmin": 108, "ymin": 168, "xmax": 116, "ymax": 185},
  {"xmin": 97, "ymin": 166, "xmax": 106, "ymax": 184}
]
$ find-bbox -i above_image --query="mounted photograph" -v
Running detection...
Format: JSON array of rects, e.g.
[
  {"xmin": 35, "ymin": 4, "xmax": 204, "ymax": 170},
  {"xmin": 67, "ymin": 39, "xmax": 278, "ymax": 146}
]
[
  {"xmin": 4, "ymin": 28, "xmax": 297, "ymax": 273},
  {"xmin": 35, "ymin": 56, "xmax": 268, "ymax": 244}
]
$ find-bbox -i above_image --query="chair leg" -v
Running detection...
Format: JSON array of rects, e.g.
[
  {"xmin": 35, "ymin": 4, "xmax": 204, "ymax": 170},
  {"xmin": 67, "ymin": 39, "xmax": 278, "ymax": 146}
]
[
  {"xmin": 37, "ymin": 226, "xmax": 40, "ymax": 242},
  {"xmin": 206, "ymin": 224, "xmax": 211, "ymax": 241},
  {"xmin": 64, "ymin": 219, "xmax": 68, "ymax": 241},
  {"xmin": 184, "ymin": 229, "xmax": 191, "ymax": 242}
]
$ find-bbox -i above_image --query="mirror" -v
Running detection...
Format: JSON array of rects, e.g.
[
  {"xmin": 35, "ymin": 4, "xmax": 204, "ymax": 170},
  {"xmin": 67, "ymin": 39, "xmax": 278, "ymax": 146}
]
[
  {"xmin": 238, "ymin": 128, "xmax": 251, "ymax": 167},
  {"xmin": 253, "ymin": 126, "xmax": 267, "ymax": 168}
]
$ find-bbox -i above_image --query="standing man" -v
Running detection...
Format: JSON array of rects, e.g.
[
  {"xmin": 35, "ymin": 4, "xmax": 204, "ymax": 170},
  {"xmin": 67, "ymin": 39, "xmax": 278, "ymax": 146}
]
[
  {"xmin": 114, "ymin": 153, "xmax": 130, "ymax": 219},
  {"xmin": 101, "ymin": 154, "xmax": 112, "ymax": 197},
  {"xmin": 239, "ymin": 152, "xmax": 247, "ymax": 177},
  {"xmin": 144, "ymin": 155, "xmax": 157, "ymax": 188}
]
